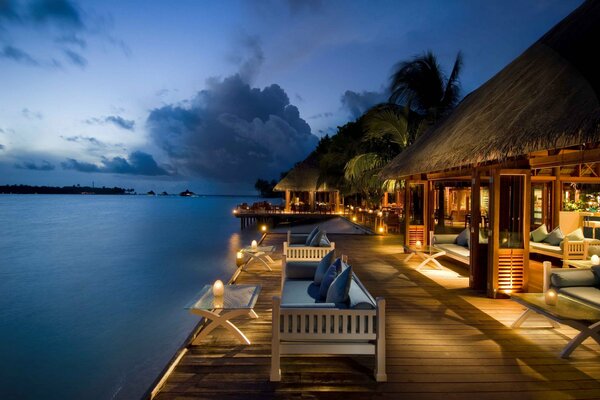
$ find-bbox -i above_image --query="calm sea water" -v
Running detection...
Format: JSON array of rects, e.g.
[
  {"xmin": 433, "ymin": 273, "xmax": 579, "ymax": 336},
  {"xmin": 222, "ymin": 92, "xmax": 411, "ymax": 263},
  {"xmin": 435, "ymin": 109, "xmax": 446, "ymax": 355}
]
[{"xmin": 0, "ymin": 194, "xmax": 263, "ymax": 399}]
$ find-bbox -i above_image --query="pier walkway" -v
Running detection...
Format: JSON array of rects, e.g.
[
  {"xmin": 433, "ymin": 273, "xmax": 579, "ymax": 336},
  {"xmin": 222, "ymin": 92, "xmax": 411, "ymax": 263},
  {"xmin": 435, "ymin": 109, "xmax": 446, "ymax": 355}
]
[{"xmin": 152, "ymin": 233, "xmax": 600, "ymax": 399}]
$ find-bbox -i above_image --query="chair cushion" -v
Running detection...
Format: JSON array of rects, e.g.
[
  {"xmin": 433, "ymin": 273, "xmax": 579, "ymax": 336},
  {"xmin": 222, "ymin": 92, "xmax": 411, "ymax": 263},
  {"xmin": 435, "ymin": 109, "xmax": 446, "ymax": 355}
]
[
  {"xmin": 550, "ymin": 269, "xmax": 599, "ymax": 288},
  {"xmin": 435, "ymin": 243, "xmax": 470, "ymax": 259},
  {"xmin": 559, "ymin": 286, "xmax": 600, "ymax": 308},
  {"xmin": 433, "ymin": 234, "xmax": 459, "ymax": 245},
  {"xmin": 305, "ymin": 226, "xmax": 320, "ymax": 246},
  {"xmin": 286, "ymin": 261, "xmax": 318, "ymax": 280},
  {"xmin": 281, "ymin": 280, "xmax": 320, "ymax": 304},
  {"xmin": 319, "ymin": 264, "xmax": 338, "ymax": 299},
  {"xmin": 348, "ymin": 276, "xmax": 376, "ymax": 309},
  {"xmin": 326, "ymin": 266, "xmax": 352, "ymax": 304},
  {"xmin": 309, "ymin": 230, "xmax": 325, "ymax": 247},
  {"xmin": 530, "ymin": 241, "xmax": 562, "ymax": 255},
  {"xmin": 566, "ymin": 227, "xmax": 585, "ymax": 242},
  {"xmin": 456, "ymin": 228, "xmax": 469, "ymax": 247},
  {"xmin": 530, "ymin": 225, "xmax": 549, "ymax": 243},
  {"xmin": 544, "ymin": 227, "xmax": 564, "ymax": 246},
  {"xmin": 313, "ymin": 250, "xmax": 335, "ymax": 285}
]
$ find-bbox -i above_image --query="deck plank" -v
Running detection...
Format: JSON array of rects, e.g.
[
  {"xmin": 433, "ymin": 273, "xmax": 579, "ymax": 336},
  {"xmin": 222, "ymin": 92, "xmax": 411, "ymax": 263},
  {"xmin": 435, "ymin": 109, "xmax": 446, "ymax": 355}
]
[{"xmin": 153, "ymin": 233, "xmax": 600, "ymax": 399}]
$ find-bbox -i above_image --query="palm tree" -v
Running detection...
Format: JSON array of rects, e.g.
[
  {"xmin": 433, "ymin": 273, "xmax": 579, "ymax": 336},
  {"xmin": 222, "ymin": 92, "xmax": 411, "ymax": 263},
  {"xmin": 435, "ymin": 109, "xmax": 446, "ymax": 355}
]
[{"xmin": 389, "ymin": 51, "xmax": 463, "ymax": 142}]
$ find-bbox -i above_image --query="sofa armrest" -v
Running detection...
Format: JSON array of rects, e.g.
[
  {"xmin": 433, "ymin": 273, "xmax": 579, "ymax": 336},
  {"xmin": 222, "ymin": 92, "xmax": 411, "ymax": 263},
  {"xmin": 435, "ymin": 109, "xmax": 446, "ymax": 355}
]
[
  {"xmin": 433, "ymin": 234, "xmax": 458, "ymax": 244},
  {"xmin": 550, "ymin": 269, "xmax": 599, "ymax": 289}
]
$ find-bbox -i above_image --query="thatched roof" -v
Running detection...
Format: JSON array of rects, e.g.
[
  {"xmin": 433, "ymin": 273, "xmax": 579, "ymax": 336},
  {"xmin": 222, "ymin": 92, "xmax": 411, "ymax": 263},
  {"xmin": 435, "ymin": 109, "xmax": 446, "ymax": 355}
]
[
  {"xmin": 274, "ymin": 154, "xmax": 334, "ymax": 192},
  {"xmin": 381, "ymin": 0, "xmax": 600, "ymax": 179}
]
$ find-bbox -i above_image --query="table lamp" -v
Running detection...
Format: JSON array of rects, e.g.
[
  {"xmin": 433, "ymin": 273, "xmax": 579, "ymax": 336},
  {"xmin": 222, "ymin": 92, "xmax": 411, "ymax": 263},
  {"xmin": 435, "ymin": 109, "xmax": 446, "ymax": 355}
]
[
  {"xmin": 251, "ymin": 240, "xmax": 257, "ymax": 249},
  {"xmin": 545, "ymin": 288, "xmax": 558, "ymax": 306},
  {"xmin": 212, "ymin": 280, "xmax": 224, "ymax": 297},
  {"xmin": 592, "ymin": 254, "xmax": 600, "ymax": 266}
]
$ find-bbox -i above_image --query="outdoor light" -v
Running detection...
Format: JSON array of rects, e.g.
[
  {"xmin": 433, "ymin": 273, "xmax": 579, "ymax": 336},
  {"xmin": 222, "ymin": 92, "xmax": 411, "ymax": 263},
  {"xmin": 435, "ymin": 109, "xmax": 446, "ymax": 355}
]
[
  {"xmin": 545, "ymin": 288, "xmax": 558, "ymax": 306},
  {"xmin": 261, "ymin": 225, "xmax": 267, "ymax": 232},
  {"xmin": 378, "ymin": 226, "xmax": 384, "ymax": 233},
  {"xmin": 377, "ymin": 211, "xmax": 383, "ymax": 217},
  {"xmin": 233, "ymin": 209, "xmax": 237, "ymax": 214},
  {"xmin": 592, "ymin": 255, "xmax": 600, "ymax": 265},
  {"xmin": 368, "ymin": 209, "xmax": 373, "ymax": 214},
  {"xmin": 352, "ymin": 216, "xmax": 357, "ymax": 222},
  {"xmin": 236, "ymin": 251, "xmax": 244, "ymax": 267},
  {"xmin": 416, "ymin": 240, "xmax": 422, "ymax": 249},
  {"xmin": 212, "ymin": 280, "xmax": 224, "ymax": 298},
  {"xmin": 251, "ymin": 240, "xmax": 258, "ymax": 249}
]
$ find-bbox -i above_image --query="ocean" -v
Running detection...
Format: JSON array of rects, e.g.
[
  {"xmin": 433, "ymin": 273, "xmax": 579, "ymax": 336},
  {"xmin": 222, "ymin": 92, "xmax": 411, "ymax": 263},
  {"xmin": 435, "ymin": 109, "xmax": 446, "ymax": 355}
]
[{"xmin": 0, "ymin": 194, "xmax": 264, "ymax": 399}]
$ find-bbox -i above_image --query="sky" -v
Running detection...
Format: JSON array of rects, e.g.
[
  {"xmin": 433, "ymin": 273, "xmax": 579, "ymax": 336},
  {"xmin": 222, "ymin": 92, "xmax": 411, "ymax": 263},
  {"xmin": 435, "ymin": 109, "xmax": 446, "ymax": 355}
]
[{"xmin": 0, "ymin": 0, "xmax": 583, "ymax": 194}]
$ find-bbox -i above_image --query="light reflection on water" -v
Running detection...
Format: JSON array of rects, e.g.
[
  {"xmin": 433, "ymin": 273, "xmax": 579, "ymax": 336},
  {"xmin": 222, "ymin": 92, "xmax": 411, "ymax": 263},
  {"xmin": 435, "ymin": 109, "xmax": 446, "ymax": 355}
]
[{"xmin": 0, "ymin": 194, "xmax": 260, "ymax": 400}]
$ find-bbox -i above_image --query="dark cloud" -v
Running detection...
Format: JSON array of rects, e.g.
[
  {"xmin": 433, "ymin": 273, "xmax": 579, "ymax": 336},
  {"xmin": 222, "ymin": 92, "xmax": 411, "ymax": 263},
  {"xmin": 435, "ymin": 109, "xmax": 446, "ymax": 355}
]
[
  {"xmin": 21, "ymin": 108, "xmax": 43, "ymax": 120},
  {"xmin": 229, "ymin": 34, "xmax": 264, "ymax": 84},
  {"xmin": 0, "ymin": 45, "xmax": 40, "ymax": 66},
  {"xmin": 294, "ymin": 93, "xmax": 304, "ymax": 102},
  {"xmin": 54, "ymin": 33, "xmax": 86, "ymax": 48},
  {"xmin": 85, "ymin": 115, "xmax": 135, "ymax": 131},
  {"xmin": 61, "ymin": 151, "xmax": 170, "ymax": 176},
  {"xmin": 63, "ymin": 49, "xmax": 86, "ymax": 67},
  {"xmin": 147, "ymin": 74, "xmax": 318, "ymax": 183},
  {"xmin": 341, "ymin": 89, "xmax": 388, "ymax": 119},
  {"xmin": 0, "ymin": 144, "xmax": 5, "ymax": 150},
  {"xmin": 14, "ymin": 160, "xmax": 55, "ymax": 171},
  {"xmin": 62, "ymin": 135, "xmax": 103, "ymax": 147},
  {"xmin": 0, "ymin": 0, "xmax": 19, "ymax": 21},
  {"xmin": 28, "ymin": 0, "xmax": 84, "ymax": 29}
]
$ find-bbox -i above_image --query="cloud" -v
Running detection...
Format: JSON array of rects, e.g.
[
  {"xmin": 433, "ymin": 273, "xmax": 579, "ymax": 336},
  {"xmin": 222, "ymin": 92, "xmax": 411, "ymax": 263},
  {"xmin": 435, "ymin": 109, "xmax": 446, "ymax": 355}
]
[
  {"xmin": 309, "ymin": 112, "xmax": 333, "ymax": 119},
  {"xmin": 54, "ymin": 33, "xmax": 86, "ymax": 48},
  {"xmin": 147, "ymin": 74, "xmax": 318, "ymax": 183},
  {"xmin": 84, "ymin": 115, "xmax": 135, "ymax": 131},
  {"xmin": 62, "ymin": 135, "xmax": 103, "ymax": 146},
  {"xmin": 14, "ymin": 160, "xmax": 55, "ymax": 171},
  {"xmin": 61, "ymin": 151, "xmax": 170, "ymax": 176},
  {"xmin": 63, "ymin": 49, "xmax": 86, "ymax": 67},
  {"xmin": 21, "ymin": 108, "xmax": 43, "ymax": 120},
  {"xmin": 0, "ymin": 45, "xmax": 40, "ymax": 66},
  {"xmin": 28, "ymin": 0, "xmax": 84, "ymax": 29},
  {"xmin": 0, "ymin": 144, "xmax": 5, "ymax": 150},
  {"xmin": 228, "ymin": 33, "xmax": 264, "ymax": 84},
  {"xmin": 341, "ymin": 89, "xmax": 388, "ymax": 118}
]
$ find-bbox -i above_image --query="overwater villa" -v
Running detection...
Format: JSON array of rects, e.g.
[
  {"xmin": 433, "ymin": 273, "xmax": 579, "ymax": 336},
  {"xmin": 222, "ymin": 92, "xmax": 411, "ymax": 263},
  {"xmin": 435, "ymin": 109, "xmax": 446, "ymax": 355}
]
[
  {"xmin": 152, "ymin": 2, "xmax": 600, "ymax": 399},
  {"xmin": 381, "ymin": 0, "xmax": 600, "ymax": 298},
  {"xmin": 274, "ymin": 154, "xmax": 342, "ymax": 214}
]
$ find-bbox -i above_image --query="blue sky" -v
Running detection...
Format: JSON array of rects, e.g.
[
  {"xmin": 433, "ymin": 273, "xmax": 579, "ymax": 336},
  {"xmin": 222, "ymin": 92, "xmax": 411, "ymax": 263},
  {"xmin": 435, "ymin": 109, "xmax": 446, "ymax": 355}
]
[{"xmin": 0, "ymin": 0, "xmax": 582, "ymax": 194}]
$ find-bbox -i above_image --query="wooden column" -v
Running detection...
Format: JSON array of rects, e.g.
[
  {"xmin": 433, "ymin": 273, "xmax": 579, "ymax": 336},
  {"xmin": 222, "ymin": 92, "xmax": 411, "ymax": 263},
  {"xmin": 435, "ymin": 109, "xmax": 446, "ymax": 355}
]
[
  {"xmin": 553, "ymin": 167, "xmax": 562, "ymax": 229},
  {"xmin": 285, "ymin": 190, "xmax": 291, "ymax": 212},
  {"xmin": 404, "ymin": 181, "xmax": 411, "ymax": 247},
  {"xmin": 334, "ymin": 191, "xmax": 340, "ymax": 213},
  {"xmin": 426, "ymin": 180, "xmax": 434, "ymax": 245},
  {"xmin": 470, "ymin": 168, "xmax": 482, "ymax": 290},
  {"xmin": 382, "ymin": 192, "xmax": 389, "ymax": 208},
  {"xmin": 488, "ymin": 168, "xmax": 500, "ymax": 298},
  {"xmin": 309, "ymin": 191, "xmax": 315, "ymax": 212}
]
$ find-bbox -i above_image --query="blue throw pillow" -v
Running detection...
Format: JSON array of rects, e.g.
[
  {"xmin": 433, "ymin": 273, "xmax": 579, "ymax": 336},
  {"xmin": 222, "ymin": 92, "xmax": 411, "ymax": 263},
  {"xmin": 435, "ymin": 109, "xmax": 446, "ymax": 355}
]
[
  {"xmin": 544, "ymin": 227, "xmax": 564, "ymax": 246},
  {"xmin": 313, "ymin": 250, "xmax": 335, "ymax": 285},
  {"xmin": 326, "ymin": 266, "xmax": 353, "ymax": 303},
  {"xmin": 305, "ymin": 226, "xmax": 320, "ymax": 246},
  {"xmin": 456, "ymin": 228, "xmax": 469, "ymax": 247},
  {"xmin": 309, "ymin": 230, "xmax": 325, "ymax": 247},
  {"xmin": 319, "ymin": 264, "xmax": 338, "ymax": 300}
]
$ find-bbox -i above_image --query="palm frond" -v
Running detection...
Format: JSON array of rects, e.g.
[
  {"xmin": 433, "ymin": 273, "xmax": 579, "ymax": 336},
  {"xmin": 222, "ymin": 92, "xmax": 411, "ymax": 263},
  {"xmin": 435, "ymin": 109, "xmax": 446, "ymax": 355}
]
[
  {"xmin": 344, "ymin": 153, "xmax": 386, "ymax": 181},
  {"xmin": 363, "ymin": 107, "xmax": 409, "ymax": 147}
]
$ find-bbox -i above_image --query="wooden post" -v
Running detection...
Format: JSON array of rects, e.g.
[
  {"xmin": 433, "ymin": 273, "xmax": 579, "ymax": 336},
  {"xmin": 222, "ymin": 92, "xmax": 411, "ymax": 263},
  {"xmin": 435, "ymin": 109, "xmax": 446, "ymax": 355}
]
[
  {"xmin": 404, "ymin": 180, "xmax": 411, "ymax": 247},
  {"xmin": 382, "ymin": 192, "xmax": 388, "ymax": 208},
  {"xmin": 523, "ymin": 170, "xmax": 531, "ymax": 291},
  {"xmin": 426, "ymin": 180, "xmax": 434, "ymax": 244},
  {"xmin": 470, "ymin": 168, "xmax": 482, "ymax": 290},
  {"xmin": 488, "ymin": 168, "xmax": 501, "ymax": 298},
  {"xmin": 375, "ymin": 297, "xmax": 387, "ymax": 382},
  {"xmin": 553, "ymin": 167, "xmax": 561, "ymax": 229},
  {"xmin": 308, "ymin": 191, "xmax": 315, "ymax": 212},
  {"xmin": 285, "ymin": 190, "xmax": 291, "ymax": 212}
]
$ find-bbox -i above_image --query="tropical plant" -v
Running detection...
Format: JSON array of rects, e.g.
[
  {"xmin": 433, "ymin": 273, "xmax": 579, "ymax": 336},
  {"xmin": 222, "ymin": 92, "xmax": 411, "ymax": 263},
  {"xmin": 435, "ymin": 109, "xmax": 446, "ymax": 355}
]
[{"xmin": 389, "ymin": 51, "xmax": 463, "ymax": 142}]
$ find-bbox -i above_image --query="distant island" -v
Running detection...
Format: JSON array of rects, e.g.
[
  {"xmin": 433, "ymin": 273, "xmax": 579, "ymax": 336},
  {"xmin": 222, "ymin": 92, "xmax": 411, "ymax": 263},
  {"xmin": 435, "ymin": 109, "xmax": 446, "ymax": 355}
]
[{"xmin": 0, "ymin": 184, "xmax": 133, "ymax": 195}]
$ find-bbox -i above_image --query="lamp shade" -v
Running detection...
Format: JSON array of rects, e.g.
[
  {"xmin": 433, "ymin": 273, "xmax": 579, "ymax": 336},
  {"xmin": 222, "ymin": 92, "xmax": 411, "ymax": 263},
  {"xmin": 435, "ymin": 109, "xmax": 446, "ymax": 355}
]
[
  {"xmin": 592, "ymin": 254, "xmax": 600, "ymax": 266},
  {"xmin": 416, "ymin": 240, "xmax": 422, "ymax": 249},
  {"xmin": 212, "ymin": 280, "xmax": 224, "ymax": 297},
  {"xmin": 251, "ymin": 240, "xmax": 257, "ymax": 249}
]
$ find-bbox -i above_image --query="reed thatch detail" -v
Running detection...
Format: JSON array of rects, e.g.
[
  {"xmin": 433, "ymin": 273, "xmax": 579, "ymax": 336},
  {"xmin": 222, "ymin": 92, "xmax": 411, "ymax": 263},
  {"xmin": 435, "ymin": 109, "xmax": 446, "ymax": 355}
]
[
  {"xmin": 274, "ymin": 154, "xmax": 333, "ymax": 192},
  {"xmin": 381, "ymin": 0, "xmax": 600, "ymax": 179}
]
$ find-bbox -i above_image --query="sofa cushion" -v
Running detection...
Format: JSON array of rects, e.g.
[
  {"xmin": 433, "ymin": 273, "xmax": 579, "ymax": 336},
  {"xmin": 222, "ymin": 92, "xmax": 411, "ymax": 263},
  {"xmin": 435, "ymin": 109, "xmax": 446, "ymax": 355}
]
[
  {"xmin": 530, "ymin": 241, "xmax": 562, "ymax": 255},
  {"xmin": 433, "ymin": 234, "xmax": 458, "ymax": 245},
  {"xmin": 348, "ymin": 276, "xmax": 376, "ymax": 309},
  {"xmin": 551, "ymin": 269, "xmax": 600, "ymax": 288},
  {"xmin": 281, "ymin": 280, "xmax": 320, "ymax": 304},
  {"xmin": 558, "ymin": 286, "xmax": 600, "ymax": 308},
  {"xmin": 456, "ymin": 228, "xmax": 469, "ymax": 247},
  {"xmin": 310, "ymin": 230, "xmax": 328, "ymax": 247},
  {"xmin": 286, "ymin": 261, "xmax": 319, "ymax": 280},
  {"xmin": 305, "ymin": 226, "xmax": 319, "ymax": 245},
  {"xmin": 530, "ymin": 225, "xmax": 549, "ymax": 243},
  {"xmin": 565, "ymin": 227, "xmax": 585, "ymax": 242},
  {"xmin": 544, "ymin": 227, "xmax": 564, "ymax": 246},
  {"xmin": 319, "ymin": 264, "xmax": 338, "ymax": 299},
  {"xmin": 326, "ymin": 266, "xmax": 352, "ymax": 304},
  {"xmin": 313, "ymin": 250, "xmax": 335, "ymax": 285},
  {"xmin": 435, "ymin": 243, "xmax": 470, "ymax": 260}
]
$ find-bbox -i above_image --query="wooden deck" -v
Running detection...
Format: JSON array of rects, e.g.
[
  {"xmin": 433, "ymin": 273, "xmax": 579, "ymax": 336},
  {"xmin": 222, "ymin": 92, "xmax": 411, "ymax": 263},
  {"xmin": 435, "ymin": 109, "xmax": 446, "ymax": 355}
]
[{"xmin": 154, "ymin": 233, "xmax": 600, "ymax": 399}]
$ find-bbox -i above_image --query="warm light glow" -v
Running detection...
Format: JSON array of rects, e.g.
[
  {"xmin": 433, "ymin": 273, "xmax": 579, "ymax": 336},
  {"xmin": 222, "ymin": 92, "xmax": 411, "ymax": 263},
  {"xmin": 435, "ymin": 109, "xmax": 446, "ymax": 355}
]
[
  {"xmin": 377, "ymin": 211, "xmax": 383, "ymax": 217},
  {"xmin": 368, "ymin": 209, "xmax": 373, "ymax": 214},
  {"xmin": 545, "ymin": 288, "xmax": 558, "ymax": 306},
  {"xmin": 352, "ymin": 216, "xmax": 357, "ymax": 222},
  {"xmin": 251, "ymin": 240, "xmax": 257, "ymax": 249},
  {"xmin": 592, "ymin": 255, "xmax": 600, "ymax": 265},
  {"xmin": 233, "ymin": 209, "xmax": 237, "ymax": 214},
  {"xmin": 212, "ymin": 280, "xmax": 224, "ymax": 297},
  {"xmin": 378, "ymin": 227, "xmax": 384, "ymax": 233},
  {"xmin": 261, "ymin": 225, "xmax": 267, "ymax": 232},
  {"xmin": 237, "ymin": 251, "xmax": 243, "ymax": 259},
  {"xmin": 416, "ymin": 240, "xmax": 422, "ymax": 249}
]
